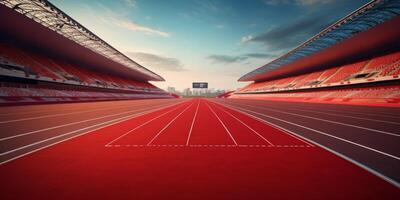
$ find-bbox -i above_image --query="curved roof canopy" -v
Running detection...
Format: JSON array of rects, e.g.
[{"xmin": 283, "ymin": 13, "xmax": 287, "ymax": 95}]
[
  {"xmin": 239, "ymin": 0, "xmax": 400, "ymax": 82},
  {"xmin": 0, "ymin": 0, "xmax": 164, "ymax": 81}
]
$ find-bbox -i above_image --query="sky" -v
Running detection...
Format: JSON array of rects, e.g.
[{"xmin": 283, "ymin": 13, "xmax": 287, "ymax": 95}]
[{"xmin": 50, "ymin": 0, "xmax": 369, "ymax": 91}]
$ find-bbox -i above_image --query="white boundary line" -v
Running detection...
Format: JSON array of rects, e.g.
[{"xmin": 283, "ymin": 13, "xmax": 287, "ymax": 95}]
[
  {"xmin": 0, "ymin": 101, "xmax": 163, "ymax": 124},
  {"xmin": 205, "ymin": 100, "xmax": 238, "ymax": 146},
  {"xmin": 230, "ymin": 99, "xmax": 400, "ymax": 119},
  {"xmin": 0, "ymin": 100, "xmax": 189, "ymax": 164},
  {"xmin": 210, "ymin": 101, "xmax": 274, "ymax": 146},
  {"xmin": 216, "ymin": 100, "xmax": 400, "ymax": 188},
  {"xmin": 211, "ymin": 100, "xmax": 313, "ymax": 146},
  {"xmin": 147, "ymin": 102, "xmax": 194, "ymax": 145},
  {"xmin": 240, "ymin": 103, "xmax": 400, "ymax": 137},
  {"xmin": 186, "ymin": 99, "xmax": 200, "ymax": 146},
  {"xmin": 222, "ymin": 101, "xmax": 400, "ymax": 160},
  {"xmin": 105, "ymin": 101, "xmax": 189, "ymax": 146},
  {"xmin": 260, "ymin": 104, "xmax": 400, "ymax": 125},
  {"xmin": 0, "ymin": 102, "xmax": 175, "ymax": 141}
]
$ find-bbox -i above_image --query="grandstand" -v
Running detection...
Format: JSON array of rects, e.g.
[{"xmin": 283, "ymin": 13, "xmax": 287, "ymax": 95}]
[
  {"xmin": 233, "ymin": 0, "xmax": 400, "ymax": 106},
  {"xmin": 1, "ymin": 1, "xmax": 400, "ymax": 199},
  {"xmin": 0, "ymin": 0, "xmax": 174, "ymax": 105}
]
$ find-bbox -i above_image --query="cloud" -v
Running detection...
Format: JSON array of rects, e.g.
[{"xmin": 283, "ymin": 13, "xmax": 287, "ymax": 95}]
[
  {"xmin": 207, "ymin": 53, "xmax": 276, "ymax": 64},
  {"xmin": 216, "ymin": 24, "xmax": 224, "ymax": 29},
  {"xmin": 241, "ymin": 14, "xmax": 335, "ymax": 51},
  {"xmin": 127, "ymin": 52, "xmax": 185, "ymax": 71},
  {"xmin": 207, "ymin": 55, "xmax": 247, "ymax": 64},
  {"xmin": 123, "ymin": 0, "xmax": 136, "ymax": 7},
  {"xmin": 113, "ymin": 18, "xmax": 170, "ymax": 37},
  {"xmin": 244, "ymin": 53, "xmax": 276, "ymax": 59},
  {"xmin": 263, "ymin": 0, "xmax": 334, "ymax": 6},
  {"xmin": 93, "ymin": 2, "xmax": 169, "ymax": 37}
]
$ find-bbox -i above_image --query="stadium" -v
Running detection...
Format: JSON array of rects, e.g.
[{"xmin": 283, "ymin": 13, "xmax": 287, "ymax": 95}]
[{"xmin": 0, "ymin": 0, "xmax": 399, "ymax": 199}]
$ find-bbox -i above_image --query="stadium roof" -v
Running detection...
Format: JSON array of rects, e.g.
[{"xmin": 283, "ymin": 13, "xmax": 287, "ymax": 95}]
[
  {"xmin": 239, "ymin": 0, "xmax": 400, "ymax": 82},
  {"xmin": 0, "ymin": 0, "xmax": 164, "ymax": 81}
]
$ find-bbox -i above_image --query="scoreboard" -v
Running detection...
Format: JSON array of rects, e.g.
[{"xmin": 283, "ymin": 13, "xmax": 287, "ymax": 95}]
[{"xmin": 192, "ymin": 82, "xmax": 208, "ymax": 88}]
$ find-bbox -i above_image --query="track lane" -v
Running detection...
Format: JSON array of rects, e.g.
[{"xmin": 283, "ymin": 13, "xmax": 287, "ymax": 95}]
[
  {"xmin": 1, "ymin": 98, "xmax": 399, "ymax": 199},
  {"xmin": 151, "ymin": 99, "xmax": 199, "ymax": 145},
  {"xmin": 188, "ymin": 99, "xmax": 236, "ymax": 145},
  {"xmin": 0, "ymin": 99, "xmax": 173, "ymax": 121},
  {"xmin": 113, "ymin": 101, "xmax": 193, "ymax": 145},
  {"xmin": 0, "ymin": 99, "xmax": 188, "ymax": 164},
  {"xmin": 230, "ymin": 99, "xmax": 400, "ymax": 120},
  {"xmin": 218, "ymin": 100, "xmax": 400, "ymax": 157},
  {"xmin": 213, "ymin": 98, "xmax": 400, "ymax": 186},
  {"xmin": 228, "ymin": 99, "xmax": 400, "ymax": 134},
  {"xmin": 208, "ymin": 100, "xmax": 311, "ymax": 146},
  {"xmin": 0, "ymin": 99, "xmax": 180, "ymax": 139}
]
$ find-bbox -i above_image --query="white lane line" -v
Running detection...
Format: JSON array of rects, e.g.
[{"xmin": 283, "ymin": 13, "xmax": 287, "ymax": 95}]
[
  {"xmin": 238, "ymin": 103, "xmax": 400, "ymax": 137},
  {"xmin": 205, "ymin": 100, "xmax": 238, "ymax": 146},
  {"xmin": 216, "ymin": 100, "xmax": 400, "ymax": 188},
  {"xmin": 257, "ymin": 104, "xmax": 400, "ymax": 125},
  {"xmin": 223, "ymin": 101, "xmax": 400, "ymax": 160},
  {"xmin": 147, "ymin": 102, "xmax": 194, "ymax": 145},
  {"xmin": 0, "ymin": 102, "xmax": 175, "ymax": 141},
  {"xmin": 186, "ymin": 99, "xmax": 200, "ymax": 146},
  {"xmin": 105, "ymin": 101, "xmax": 189, "ymax": 146},
  {"xmin": 0, "ymin": 102, "xmax": 156, "ymax": 124},
  {"xmin": 0, "ymin": 100, "xmax": 188, "ymax": 163},
  {"xmin": 242, "ymin": 100, "xmax": 400, "ymax": 119},
  {"xmin": 211, "ymin": 101, "xmax": 274, "ymax": 146},
  {"xmin": 212, "ymin": 100, "xmax": 313, "ymax": 146}
]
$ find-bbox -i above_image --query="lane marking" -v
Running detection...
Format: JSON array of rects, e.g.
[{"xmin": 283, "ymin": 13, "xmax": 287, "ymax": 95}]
[
  {"xmin": 186, "ymin": 99, "xmax": 200, "ymax": 146},
  {"xmin": 0, "ymin": 102, "xmax": 176, "ymax": 141},
  {"xmin": 215, "ymin": 100, "xmax": 400, "ymax": 188},
  {"xmin": 210, "ymin": 101, "xmax": 274, "ymax": 146},
  {"xmin": 235, "ymin": 99, "xmax": 400, "ymax": 119},
  {"xmin": 236, "ymin": 103, "xmax": 400, "ymax": 137},
  {"xmin": 105, "ymin": 101, "xmax": 190, "ymax": 146},
  {"xmin": 211, "ymin": 100, "xmax": 313, "ymax": 146},
  {"xmin": 221, "ymin": 101, "xmax": 400, "ymax": 161},
  {"xmin": 255, "ymin": 104, "xmax": 400, "ymax": 125},
  {"xmin": 105, "ymin": 144, "xmax": 312, "ymax": 148},
  {"xmin": 147, "ymin": 102, "xmax": 194, "ymax": 145},
  {"xmin": 0, "ymin": 100, "xmax": 173, "ymax": 124},
  {"xmin": 0, "ymin": 100, "xmax": 189, "ymax": 160},
  {"xmin": 205, "ymin": 100, "xmax": 238, "ymax": 146}
]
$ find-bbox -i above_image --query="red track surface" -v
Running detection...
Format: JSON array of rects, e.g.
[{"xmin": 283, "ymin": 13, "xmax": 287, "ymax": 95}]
[{"xmin": 0, "ymin": 98, "xmax": 399, "ymax": 199}]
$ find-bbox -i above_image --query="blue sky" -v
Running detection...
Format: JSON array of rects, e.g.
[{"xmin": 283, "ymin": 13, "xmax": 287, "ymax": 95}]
[{"xmin": 50, "ymin": 0, "xmax": 369, "ymax": 91}]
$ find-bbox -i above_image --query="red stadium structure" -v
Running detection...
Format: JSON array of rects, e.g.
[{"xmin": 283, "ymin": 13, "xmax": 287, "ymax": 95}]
[
  {"xmin": 232, "ymin": 0, "xmax": 400, "ymax": 107},
  {"xmin": 0, "ymin": 0, "xmax": 400, "ymax": 199},
  {"xmin": 0, "ymin": 0, "xmax": 175, "ymax": 105}
]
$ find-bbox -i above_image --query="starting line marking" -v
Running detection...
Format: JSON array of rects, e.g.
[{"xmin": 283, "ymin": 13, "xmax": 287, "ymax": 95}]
[{"xmin": 105, "ymin": 144, "xmax": 313, "ymax": 148}]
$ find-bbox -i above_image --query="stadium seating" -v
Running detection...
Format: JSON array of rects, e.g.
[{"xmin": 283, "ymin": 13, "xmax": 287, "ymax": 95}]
[
  {"xmin": 0, "ymin": 43, "xmax": 163, "ymax": 93},
  {"xmin": 231, "ymin": 86, "xmax": 400, "ymax": 105},
  {"xmin": 0, "ymin": 82, "xmax": 172, "ymax": 105},
  {"xmin": 238, "ymin": 51, "xmax": 400, "ymax": 93}
]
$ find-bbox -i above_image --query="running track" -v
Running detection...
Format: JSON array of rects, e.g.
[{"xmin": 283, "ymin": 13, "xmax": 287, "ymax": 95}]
[{"xmin": 0, "ymin": 98, "xmax": 399, "ymax": 199}]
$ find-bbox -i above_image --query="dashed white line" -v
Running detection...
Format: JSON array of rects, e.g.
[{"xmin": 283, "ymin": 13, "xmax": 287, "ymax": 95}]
[{"xmin": 105, "ymin": 144, "xmax": 311, "ymax": 148}]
